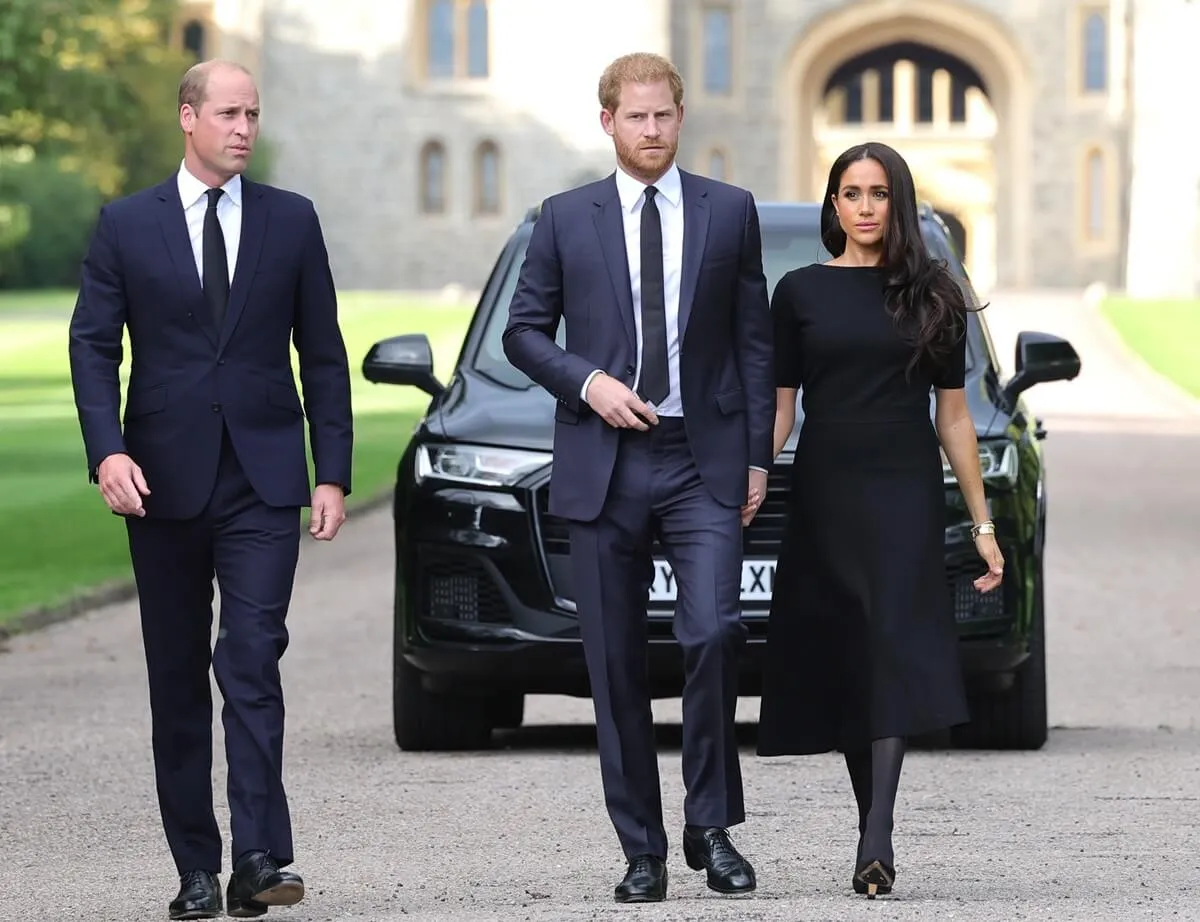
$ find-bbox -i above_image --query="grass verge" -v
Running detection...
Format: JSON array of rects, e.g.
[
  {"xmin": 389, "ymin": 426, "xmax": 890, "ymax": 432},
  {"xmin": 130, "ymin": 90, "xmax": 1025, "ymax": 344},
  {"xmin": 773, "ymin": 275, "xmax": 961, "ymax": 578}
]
[
  {"xmin": 1101, "ymin": 296, "xmax": 1200, "ymax": 399},
  {"xmin": 0, "ymin": 289, "xmax": 473, "ymax": 627}
]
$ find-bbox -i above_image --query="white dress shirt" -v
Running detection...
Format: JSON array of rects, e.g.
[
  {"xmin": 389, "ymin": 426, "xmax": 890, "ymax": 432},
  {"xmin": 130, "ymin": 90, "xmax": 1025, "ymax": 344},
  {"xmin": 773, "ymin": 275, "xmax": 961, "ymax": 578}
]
[
  {"xmin": 582, "ymin": 161, "xmax": 685, "ymax": 418},
  {"xmin": 176, "ymin": 161, "xmax": 242, "ymax": 287}
]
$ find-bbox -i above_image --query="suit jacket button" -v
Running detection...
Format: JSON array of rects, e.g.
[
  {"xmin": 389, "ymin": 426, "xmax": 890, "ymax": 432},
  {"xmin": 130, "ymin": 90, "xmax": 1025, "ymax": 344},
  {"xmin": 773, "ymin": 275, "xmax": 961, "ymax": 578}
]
[
  {"xmin": 211, "ymin": 403, "xmax": 222, "ymax": 412},
  {"xmin": 625, "ymin": 365, "xmax": 634, "ymax": 374}
]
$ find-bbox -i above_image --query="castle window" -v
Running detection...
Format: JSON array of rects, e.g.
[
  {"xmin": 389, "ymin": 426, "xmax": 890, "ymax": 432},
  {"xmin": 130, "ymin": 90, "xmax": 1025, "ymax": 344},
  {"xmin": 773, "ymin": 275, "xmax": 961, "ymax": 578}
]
[
  {"xmin": 424, "ymin": 0, "xmax": 490, "ymax": 80},
  {"xmin": 707, "ymin": 149, "xmax": 728, "ymax": 181},
  {"xmin": 182, "ymin": 20, "xmax": 206, "ymax": 60},
  {"xmin": 466, "ymin": 0, "xmax": 489, "ymax": 78},
  {"xmin": 420, "ymin": 141, "xmax": 447, "ymax": 214},
  {"xmin": 1085, "ymin": 148, "xmax": 1105, "ymax": 240},
  {"xmin": 473, "ymin": 141, "xmax": 501, "ymax": 215},
  {"xmin": 702, "ymin": 6, "xmax": 733, "ymax": 95},
  {"xmin": 1082, "ymin": 11, "xmax": 1107, "ymax": 92}
]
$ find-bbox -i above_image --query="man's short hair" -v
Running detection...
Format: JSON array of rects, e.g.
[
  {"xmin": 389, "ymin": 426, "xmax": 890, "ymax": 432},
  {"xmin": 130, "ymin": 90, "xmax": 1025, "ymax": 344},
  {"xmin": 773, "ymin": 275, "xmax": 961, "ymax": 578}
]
[
  {"xmin": 598, "ymin": 52, "xmax": 684, "ymax": 112},
  {"xmin": 178, "ymin": 59, "xmax": 254, "ymax": 111}
]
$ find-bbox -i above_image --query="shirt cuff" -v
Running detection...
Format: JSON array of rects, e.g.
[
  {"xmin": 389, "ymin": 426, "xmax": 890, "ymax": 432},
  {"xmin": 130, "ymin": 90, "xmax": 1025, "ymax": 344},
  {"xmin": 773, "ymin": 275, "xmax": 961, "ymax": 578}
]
[
  {"xmin": 749, "ymin": 466, "xmax": 768, "ymax": 473},
  {"xmin": 580, "ymin": 369, "xmax": 603, "ymax": 401}
]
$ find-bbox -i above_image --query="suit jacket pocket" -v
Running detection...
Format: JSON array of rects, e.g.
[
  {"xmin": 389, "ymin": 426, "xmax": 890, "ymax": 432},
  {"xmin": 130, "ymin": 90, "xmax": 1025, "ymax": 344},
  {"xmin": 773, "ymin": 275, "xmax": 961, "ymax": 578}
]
[
  {"xmin": 124, "ymin": 385, "xmax": 167, "ymax": 418},
  {"xmin": 267, "ymin": 381, "xmax": 304, "ymax": 415},
  {"xmin": 554, "ymin": 402, "xmax": 580, "ymax": 425},
  {"xmin": 714, "ymin": 387, "xmax": 745, "ymax": 415}
]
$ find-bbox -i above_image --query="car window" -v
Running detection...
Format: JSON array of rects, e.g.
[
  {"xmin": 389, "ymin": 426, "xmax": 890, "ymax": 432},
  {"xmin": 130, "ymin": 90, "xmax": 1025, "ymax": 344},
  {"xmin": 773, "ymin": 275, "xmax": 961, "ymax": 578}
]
[
  {"xmin": 471, "ymin": 215, "xmax": 973, "ymax": 388},
  {"xmin": 470, "ymin": 236, "xmax": 556, "ymax": 388},
  {"xmin": 761, "ymin": 225, "xmax": 829, "ymax": 296}
]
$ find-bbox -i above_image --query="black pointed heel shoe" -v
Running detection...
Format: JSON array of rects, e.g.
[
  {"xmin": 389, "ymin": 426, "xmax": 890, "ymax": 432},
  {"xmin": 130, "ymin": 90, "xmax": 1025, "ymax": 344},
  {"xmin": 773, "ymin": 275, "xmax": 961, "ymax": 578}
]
[{"xmin": 853, "ymin": 857, "xmax": 895, "ymax": 898}]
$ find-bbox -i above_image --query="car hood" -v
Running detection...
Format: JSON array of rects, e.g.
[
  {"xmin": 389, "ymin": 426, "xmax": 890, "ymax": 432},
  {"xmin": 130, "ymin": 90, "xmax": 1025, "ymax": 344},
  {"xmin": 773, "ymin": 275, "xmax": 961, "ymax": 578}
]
[{"xmin": 432, "ymin": 369, "xmax": 1014, "ymax": 451}]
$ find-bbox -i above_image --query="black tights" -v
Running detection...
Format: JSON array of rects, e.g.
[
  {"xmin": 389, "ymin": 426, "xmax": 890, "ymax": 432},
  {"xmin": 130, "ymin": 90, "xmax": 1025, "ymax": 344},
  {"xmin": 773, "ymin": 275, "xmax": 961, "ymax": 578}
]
[{"xmin": 843, "ymin": 737, "xmax": 906, "ymax": 867}]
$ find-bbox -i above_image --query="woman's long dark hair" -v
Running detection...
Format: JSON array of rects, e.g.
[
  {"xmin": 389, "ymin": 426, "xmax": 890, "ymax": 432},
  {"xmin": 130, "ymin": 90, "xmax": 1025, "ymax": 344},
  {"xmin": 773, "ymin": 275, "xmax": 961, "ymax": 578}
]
[{"xmin": 819, "ymin": 141, "xmax": 981, "ymax": 378}]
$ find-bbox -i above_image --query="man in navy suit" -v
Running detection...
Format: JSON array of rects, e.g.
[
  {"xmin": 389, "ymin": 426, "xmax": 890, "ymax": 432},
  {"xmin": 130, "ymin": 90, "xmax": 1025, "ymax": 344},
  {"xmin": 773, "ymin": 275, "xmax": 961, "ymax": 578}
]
[
  {"xmin": 502, "ymin": 52, "xmax": 774, "ymax": 903},
  {"xmin": 68, "ymin": 59, "xmax": 352, "ymax": 920}
]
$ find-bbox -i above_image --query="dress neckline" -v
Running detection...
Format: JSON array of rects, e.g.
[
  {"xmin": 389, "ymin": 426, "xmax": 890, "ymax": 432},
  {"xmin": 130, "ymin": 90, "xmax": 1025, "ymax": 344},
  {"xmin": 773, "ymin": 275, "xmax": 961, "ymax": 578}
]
[{"xmin": 815, "ymin": 262, "xmax": 883, "ymax": 270}]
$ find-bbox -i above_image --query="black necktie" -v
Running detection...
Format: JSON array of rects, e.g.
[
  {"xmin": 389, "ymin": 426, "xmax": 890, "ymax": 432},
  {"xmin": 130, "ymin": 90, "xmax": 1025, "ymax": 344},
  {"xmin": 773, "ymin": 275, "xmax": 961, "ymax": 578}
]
[
  {"xmin": 638, "ymin": 186, "xmax": 669, "ymax": 405},
  {"xmin": 202, "ymin": 187, "xmax": 229, "ymax": 328}
]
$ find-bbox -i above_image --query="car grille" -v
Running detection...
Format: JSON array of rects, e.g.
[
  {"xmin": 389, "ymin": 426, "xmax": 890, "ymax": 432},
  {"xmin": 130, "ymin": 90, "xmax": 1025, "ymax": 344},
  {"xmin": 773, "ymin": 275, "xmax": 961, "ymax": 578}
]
[
  {"xmin": 419, "ymin": 552, "xmax": 509, "ymax": 623},
  {"xmin": 945, "ymin": 557, "xmax": 1007, "ymax": 624},
  {"xmin": 531, "ymin": 472, "xmax": 1010, "ymax": 627},
  {"xmin": 534, "ymin": 469, "xmax": 791, "ymax": 557}
]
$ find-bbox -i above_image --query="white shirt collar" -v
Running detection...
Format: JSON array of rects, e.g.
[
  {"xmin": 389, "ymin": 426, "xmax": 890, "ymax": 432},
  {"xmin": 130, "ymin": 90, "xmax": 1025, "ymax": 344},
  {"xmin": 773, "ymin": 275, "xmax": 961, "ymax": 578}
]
[
  {"xmin": 615, "ymin": 160, "xmax": 682, "ymax": 213},
  {"xmin": 176, "ymin": 160, "xmax": 243, "ymax": 210}
]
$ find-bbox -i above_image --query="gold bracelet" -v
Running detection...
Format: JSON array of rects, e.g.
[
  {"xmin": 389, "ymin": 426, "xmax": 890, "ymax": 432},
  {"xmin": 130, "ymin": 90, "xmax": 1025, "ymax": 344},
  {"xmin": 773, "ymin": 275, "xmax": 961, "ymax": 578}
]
[{"xmin": 971, "ymin": 521, "xmax": 996, "ymax": 539}]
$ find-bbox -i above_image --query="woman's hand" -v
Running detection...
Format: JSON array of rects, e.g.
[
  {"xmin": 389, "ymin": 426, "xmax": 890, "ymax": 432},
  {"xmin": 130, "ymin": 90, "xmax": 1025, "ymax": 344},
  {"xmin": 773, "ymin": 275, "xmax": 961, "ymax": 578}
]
[{"xmin": 973, "ymin": 532, "xmax": 1004, "ymax": 592}]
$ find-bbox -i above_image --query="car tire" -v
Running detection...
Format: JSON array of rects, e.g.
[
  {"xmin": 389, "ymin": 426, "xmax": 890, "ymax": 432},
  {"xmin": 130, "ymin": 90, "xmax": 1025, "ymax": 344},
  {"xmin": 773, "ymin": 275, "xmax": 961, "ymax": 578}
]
[
  {"xmin": 393, "ymin": 650, "xmax": 494, "ymax": 751},
  {"xmin": 489, "ymin": 694, "xmax": 525, "ymax": 730},
  {"xmin": 955, "ymin": 576, "xmax": 1049, "ymax": 751}
]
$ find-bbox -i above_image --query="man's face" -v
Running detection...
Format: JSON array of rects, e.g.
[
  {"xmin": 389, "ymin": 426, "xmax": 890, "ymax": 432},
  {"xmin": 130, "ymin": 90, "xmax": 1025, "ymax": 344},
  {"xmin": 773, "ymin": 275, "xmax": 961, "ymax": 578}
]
[
  {"xmin": 180, "ymin": 66, "xmax": 260, "ymax": 180},
  {"xmin": 600, "ymin": 78, "xmax": 683, "ymax": 183}
]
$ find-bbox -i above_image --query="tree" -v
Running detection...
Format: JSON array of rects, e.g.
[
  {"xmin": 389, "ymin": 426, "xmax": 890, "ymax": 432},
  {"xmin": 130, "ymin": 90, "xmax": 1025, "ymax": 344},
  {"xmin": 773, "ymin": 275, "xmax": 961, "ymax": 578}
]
[
  {"xmin": 0, "ymin": 0, "xmax": 192, "ymax": 196},
  {"xmin": 0, "ymin": 0, "xmax": 194, "ymax": 286}
]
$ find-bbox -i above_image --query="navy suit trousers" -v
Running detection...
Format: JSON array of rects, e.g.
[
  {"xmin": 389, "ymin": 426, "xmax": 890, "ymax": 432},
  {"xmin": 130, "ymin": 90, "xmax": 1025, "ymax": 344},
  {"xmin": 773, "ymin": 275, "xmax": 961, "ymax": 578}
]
[{"xmin": 125, "ymin": 424, "xmax": 301, "ymax": 873}]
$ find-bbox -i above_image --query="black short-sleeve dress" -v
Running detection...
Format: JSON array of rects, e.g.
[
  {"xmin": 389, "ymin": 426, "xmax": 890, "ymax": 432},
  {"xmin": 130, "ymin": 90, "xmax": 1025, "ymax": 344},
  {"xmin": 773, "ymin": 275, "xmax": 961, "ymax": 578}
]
[{"xmin": 755, "ymin": 263, "xmax": 971, "ymax": 756}]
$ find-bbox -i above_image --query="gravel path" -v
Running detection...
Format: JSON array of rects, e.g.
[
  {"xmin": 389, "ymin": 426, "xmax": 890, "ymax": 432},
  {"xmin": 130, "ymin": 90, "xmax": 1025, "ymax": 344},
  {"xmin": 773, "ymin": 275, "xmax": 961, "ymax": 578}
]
[{"xmin": 1, "ymin": 292, "xmax": 1196, "ymax": 920}]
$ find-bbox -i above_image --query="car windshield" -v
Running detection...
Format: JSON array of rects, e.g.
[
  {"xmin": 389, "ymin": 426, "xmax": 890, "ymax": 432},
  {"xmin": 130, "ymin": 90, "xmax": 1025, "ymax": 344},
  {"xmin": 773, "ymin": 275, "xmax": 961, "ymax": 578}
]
[{"xmin": 470, "ymin": 216, "xmax": 973, "ymax": 388}]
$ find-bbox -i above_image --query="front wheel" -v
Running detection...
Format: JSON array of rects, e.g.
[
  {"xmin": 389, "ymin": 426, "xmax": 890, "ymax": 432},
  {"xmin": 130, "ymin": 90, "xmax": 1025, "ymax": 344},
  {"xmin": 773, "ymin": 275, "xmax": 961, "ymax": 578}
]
[
  {"xmin": 392, "ymin": 651, "xmax": 494, "ymax": 752},
  {"xmin": 954, "ymin": 577, "xmax": 1048, "ymax": 751}
]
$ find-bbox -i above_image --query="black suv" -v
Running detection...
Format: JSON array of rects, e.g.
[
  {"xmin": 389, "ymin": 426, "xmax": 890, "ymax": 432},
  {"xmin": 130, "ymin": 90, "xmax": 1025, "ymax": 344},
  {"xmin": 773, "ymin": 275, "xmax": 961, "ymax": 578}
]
[{"xmin": 363, "ymin": 201, "xmax": 1081, "ymax": 753}]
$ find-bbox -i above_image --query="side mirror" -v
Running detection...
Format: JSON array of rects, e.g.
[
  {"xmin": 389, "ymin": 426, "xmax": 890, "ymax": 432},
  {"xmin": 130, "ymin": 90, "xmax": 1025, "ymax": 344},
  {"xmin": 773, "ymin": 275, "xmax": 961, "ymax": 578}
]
[
  {"xmin": 1002, "ymin": 331, "xmax": 1081, "ymax": 408},
  {"xmin": 362, "ymin": 334, "xmax": 444, "ymax": 397}
]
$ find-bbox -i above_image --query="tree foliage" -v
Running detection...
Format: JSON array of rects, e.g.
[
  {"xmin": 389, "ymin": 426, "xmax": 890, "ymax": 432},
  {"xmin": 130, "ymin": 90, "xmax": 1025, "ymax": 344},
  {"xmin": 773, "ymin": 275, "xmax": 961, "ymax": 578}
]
[
  {"xmin": 0, "ymin": 0, "xmax": 193, "ymax": 196},
  {"xmin": 0, "ymin": 0, "xmax": 200, "ymax": 286}
]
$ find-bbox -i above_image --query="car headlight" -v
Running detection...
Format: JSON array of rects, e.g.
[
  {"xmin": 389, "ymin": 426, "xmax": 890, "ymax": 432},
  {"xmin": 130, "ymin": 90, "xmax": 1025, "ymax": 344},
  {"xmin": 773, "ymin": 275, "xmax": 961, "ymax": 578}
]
[
  {"xmin": 943, "ymin": 440, "xmax": 1018, "ymax": 488},
  {"xmin": 415, "ymin": 443, "xmax": 552, "ymax": 487}
]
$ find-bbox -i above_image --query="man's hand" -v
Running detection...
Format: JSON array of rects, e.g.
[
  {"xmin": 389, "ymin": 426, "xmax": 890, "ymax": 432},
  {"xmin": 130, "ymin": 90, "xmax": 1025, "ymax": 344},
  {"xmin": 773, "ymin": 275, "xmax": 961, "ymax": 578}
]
[
  {"xmin": 584, "ymin": 373, "xmax": 659, "ymax": 430},
  {"xmin": 740, "ymin": 468, "xmax": 768, "ymax": 526},
  {"xmin": 97, "ymin": 452, "xmax": 150, "ymax": 517},
  {"xmin": 309, "ymin": 483, "xmax": 347, "ymax": 541}
]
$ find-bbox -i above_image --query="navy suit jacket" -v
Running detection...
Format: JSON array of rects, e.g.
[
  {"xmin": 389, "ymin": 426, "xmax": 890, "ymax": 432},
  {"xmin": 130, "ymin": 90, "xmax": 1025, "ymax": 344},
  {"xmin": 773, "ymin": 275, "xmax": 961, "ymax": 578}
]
[
  {"xmin": 68, "ymin": 175, "xmax": 353, "ymax": 520},
  {"xmin": 502, "ymin": 169, "xmax": 774, "ymax": 522}
]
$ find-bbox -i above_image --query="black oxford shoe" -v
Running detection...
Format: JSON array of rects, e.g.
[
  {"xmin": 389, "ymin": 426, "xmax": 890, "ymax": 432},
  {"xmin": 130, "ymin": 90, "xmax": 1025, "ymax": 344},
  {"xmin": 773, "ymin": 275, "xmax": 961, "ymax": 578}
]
[
  {"xmin": 168, "ymin": 869, "xmax": 222, "ymax": 920},
  {"xmin": 614, "ymin": 854, "xmax": 668, "ymax": 903},
  {"xmin": 226, "ymin": 851, "xmax": 305, "ymax": 918},
  {"xmin": 682, "ymin": 826, "xmax": 757, "ymax": 894}
]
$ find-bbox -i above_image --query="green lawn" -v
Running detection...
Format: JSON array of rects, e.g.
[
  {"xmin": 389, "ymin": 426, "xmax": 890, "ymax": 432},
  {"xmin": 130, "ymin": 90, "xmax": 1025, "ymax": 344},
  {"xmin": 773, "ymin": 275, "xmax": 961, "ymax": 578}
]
[
  {"xmin": 0, "ymin": 289, "xmax": 474, "ymax": 626},
  {"xmin": 1102, "ymin": 296, "xmax": 1200, "ymax": 399}
]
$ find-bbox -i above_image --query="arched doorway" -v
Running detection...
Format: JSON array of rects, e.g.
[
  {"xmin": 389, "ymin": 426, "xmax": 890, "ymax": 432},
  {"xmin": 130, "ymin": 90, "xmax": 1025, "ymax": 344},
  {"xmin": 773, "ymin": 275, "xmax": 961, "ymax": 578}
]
[
  {"xmin": 780, "ymin": 0, "xmax": 1033, "ymax": 290},
  {"xmin": 818, "ymin": 41, "xmax": 995, "ymax": 287}
]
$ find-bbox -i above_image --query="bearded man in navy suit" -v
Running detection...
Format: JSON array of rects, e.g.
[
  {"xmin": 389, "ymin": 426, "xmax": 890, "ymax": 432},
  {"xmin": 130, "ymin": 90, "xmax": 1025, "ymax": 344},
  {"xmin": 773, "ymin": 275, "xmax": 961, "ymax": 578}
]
[
  {"xmin": 68, "ymin": 59, "xmax": 352, "ymax": 920},
  {"xmin": 502, "ymin": 52, "xmax": 775, "ymax": 903}
]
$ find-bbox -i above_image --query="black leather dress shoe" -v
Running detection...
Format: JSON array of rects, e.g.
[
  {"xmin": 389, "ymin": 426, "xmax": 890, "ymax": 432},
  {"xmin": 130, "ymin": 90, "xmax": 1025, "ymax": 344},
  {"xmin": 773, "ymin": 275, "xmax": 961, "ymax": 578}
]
[
  {"xmin": 682, "ymin": 826, "xmax": 756, "ymax": 894},
  {"xmin": 226, "ymin": 851, "xmax": 305, "ymax": 918},
  {"xmin": 614, "ymin": 854, "xmax": 668, "ymax": 903},
  {"xmin": 168, "ymin": 870, "xmax": 222, "ymax": 920}
]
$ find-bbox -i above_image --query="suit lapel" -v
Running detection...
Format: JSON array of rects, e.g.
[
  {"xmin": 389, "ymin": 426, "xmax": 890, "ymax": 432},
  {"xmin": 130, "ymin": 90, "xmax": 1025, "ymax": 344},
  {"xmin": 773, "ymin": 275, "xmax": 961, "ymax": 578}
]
[
  {"xmin": 677, "ymin": 170, "xmax": 710, "ymax": 340},
  {"xmin": 593, "ymin": 177, "xmax": 638, "ymax": 355},
  {"xmin": 219, "ymin": 179, "xmax": 267, "ymax": 350},
  {"xmin": 156, "ymin": 179, "xmax": 218, "ymax": 347}
]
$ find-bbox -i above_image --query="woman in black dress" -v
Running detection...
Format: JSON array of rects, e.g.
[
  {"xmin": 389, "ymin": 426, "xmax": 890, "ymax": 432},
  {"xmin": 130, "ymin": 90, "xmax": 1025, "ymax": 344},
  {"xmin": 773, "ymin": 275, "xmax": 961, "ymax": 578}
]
[{"xmin": 753, "ymin": 142, "xmax": 1005, "ymax": 898}]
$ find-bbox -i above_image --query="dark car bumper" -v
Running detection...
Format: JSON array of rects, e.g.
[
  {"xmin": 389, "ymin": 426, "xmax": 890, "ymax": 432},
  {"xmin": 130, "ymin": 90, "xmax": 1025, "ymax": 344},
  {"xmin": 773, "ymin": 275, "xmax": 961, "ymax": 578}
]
[{"xmin": 403, "ymin": 617, "xmax": 1025, "ymax": 698}]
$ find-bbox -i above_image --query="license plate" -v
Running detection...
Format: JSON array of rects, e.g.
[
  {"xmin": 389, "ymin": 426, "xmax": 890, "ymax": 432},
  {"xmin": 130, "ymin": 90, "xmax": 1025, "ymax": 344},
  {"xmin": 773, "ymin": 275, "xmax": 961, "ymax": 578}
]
[{"xmin": 648, "ymin": 559, "xmax": 776, "ymax": 602}]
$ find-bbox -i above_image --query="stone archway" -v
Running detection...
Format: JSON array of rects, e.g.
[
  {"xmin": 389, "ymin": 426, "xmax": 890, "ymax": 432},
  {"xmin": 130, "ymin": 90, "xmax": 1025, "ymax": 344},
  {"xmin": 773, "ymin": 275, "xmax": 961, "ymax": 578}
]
[{"xmin": 779, "ymin": 0, "xmax": 1033, "ymax": 288}]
